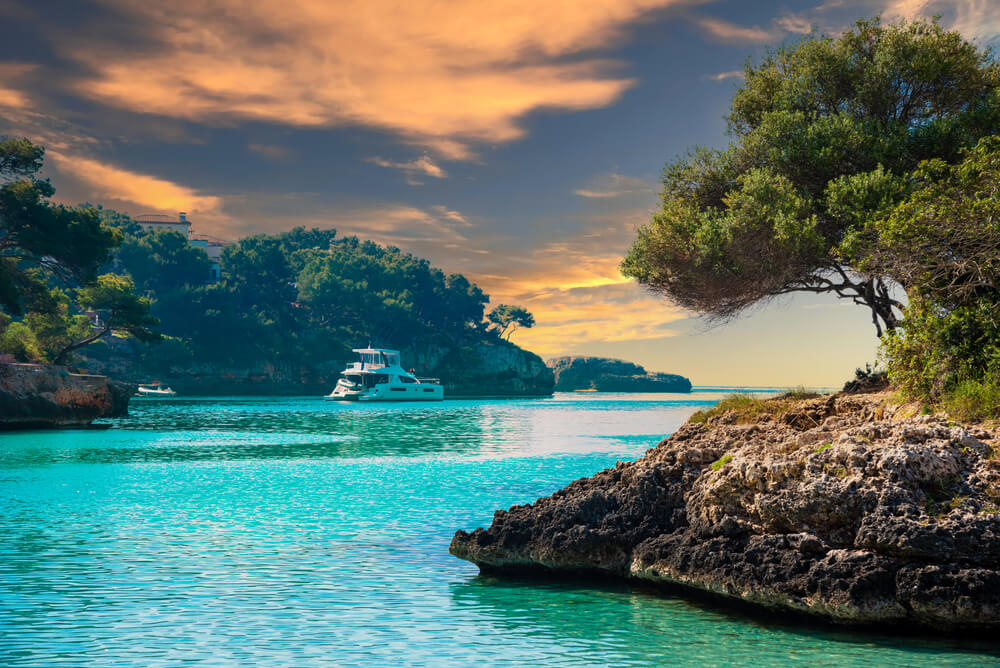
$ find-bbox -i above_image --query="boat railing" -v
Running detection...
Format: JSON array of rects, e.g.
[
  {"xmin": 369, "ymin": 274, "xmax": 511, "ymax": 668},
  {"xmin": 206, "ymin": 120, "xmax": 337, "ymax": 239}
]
[
  {"xmin": 348, "ymin": 361, "xmax": 387, "ymax": 370},
  {"xmin": 417, "ymin": 377, "xmax": 441, "ymax": 385}
]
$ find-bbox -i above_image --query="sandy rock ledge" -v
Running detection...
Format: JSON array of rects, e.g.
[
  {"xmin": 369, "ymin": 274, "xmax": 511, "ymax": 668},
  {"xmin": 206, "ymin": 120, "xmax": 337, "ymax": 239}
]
[{"xmin": 450, "ymin": 391, "xmax": 1000, "ymax": 630}]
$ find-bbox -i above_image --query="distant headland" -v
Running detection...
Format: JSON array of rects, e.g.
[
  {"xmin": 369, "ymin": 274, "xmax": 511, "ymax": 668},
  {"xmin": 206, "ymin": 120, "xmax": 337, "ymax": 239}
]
[{"xmin": 547, "ymin": 356, "xmax": 691, "ymax": 393}]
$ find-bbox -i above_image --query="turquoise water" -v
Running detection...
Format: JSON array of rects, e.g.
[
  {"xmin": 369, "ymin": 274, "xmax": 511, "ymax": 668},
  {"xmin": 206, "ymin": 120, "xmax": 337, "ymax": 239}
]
[{"xmin": 1, "ymin": 391, "xmax": 997, "ymax": 666}]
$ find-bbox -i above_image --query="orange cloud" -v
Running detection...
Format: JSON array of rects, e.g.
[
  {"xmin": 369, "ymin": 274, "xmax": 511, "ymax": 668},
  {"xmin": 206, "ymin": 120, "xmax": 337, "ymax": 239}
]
[
  {"xmin": 0, "ymin": 64, "xmax": 37, "ymax": 109},
  {"xmin": 460, "ymin": 196, "xmax": 687, "ymax": 355},
  {"xmin": 70, "ymin": 0, "xmax": 697, "ymax": 158},
  {"xmin": 46, "ymin": 151, "xmax": 222, "ymax": 215}
]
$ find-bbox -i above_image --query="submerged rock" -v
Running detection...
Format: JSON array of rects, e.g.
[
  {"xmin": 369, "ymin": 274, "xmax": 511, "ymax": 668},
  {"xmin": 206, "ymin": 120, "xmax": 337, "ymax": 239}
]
[
  {"xmin": 0, "ymin": 362, "xmax": 133, "ymax": 428},
  {"xmin": 547, "ymin": 356, "xmax": 691, "ymax": 392},
  {"xmin": 450, "ymin": 391, "xmax": 1000, "ymax": 630}
]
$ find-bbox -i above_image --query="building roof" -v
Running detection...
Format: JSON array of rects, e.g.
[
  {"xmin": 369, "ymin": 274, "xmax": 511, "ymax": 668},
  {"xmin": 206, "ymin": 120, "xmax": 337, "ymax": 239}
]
[{"xmin": 136, "ymin": 214, "xmax": 189, "ymax": 225}]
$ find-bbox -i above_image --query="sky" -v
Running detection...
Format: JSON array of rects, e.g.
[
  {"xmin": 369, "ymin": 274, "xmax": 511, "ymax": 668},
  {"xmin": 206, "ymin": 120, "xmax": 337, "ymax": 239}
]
[{"xmin": 2, "ymin": 0, "xmax": 999, "ymax": 386}]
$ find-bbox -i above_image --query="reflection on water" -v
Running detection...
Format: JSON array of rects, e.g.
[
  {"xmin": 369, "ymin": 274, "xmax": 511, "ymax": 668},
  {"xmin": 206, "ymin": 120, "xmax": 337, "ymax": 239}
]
[{"xmin": 1, "ymin": 391, "xmax": 995, "ymax": 666}]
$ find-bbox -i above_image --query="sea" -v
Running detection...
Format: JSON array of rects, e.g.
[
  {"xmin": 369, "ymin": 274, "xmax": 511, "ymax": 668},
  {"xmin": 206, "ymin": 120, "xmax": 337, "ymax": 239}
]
[{"xmin": 1, "ymin": 390, "xmax": 997, "ymax": 666}]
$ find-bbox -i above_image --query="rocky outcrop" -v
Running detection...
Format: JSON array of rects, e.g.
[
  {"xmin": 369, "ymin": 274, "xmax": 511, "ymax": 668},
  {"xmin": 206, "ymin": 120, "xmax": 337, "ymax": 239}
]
[
  {"xmin": 548, "ymin": 356, "xmax": 691, "ymax": 392},
  {"xmin": 0, "ymin": 362, "xmax": 133, "ymax": 428},
  {"xmin": 450, "ymin": 391, "xmax": 1000, "ymax": 630},
  {"xmin": 433, "ymin": 339, "xmax": 554, "ymax": 397}
]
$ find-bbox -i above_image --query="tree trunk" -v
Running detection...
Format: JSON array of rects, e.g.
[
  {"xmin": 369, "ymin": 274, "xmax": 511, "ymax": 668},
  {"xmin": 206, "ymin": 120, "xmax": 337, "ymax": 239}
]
[{"xmin": 53, "ymin": 326, "xmax": 111, "ymax": 366}]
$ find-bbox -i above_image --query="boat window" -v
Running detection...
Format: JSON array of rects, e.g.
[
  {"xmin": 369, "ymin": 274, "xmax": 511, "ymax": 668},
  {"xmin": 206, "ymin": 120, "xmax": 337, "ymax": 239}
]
[
  {"xmin": 362, "ymin": 374, "xmax": 391, "ymax": 388},
  {"xmin": 399, "ymin": 376, "xmax": 417, "ymax": 384},
  {"xmin": 390, "ymin": 387, "xmax": 406, "ymax": 392}
]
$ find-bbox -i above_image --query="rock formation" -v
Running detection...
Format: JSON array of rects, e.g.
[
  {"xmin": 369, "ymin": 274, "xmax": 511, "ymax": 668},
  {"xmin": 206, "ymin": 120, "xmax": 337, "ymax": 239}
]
[
  {"xmin": 451, "ymin": 390, "xmax": 1000, "ymax": 630},
  {"xmin": 434, "ymin": 339, "xmax": 554, "ymax": 397},
  {"xmin": 547, "ymin": 356, "xmax": 691, "ymax": 392},
  {"xmin": 0, "ymin": 362, "xmax": 133, "ymax": 428}
]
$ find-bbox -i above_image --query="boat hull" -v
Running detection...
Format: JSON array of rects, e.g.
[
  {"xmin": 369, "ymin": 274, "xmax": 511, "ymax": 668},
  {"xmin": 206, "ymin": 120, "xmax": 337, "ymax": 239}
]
[{"xmin": 326, "ymin": 384, "xmax": 443, "ymax": 402}]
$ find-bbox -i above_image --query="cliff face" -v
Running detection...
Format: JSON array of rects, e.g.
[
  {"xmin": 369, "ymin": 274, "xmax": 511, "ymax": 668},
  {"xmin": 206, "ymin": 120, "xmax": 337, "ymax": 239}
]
[
  {"xmin": 432, "ymin": 339, "xmax": 554, "ymax": 397},
  {"xmin": 548, "ymin": 356, "xmax": 691, "ymax": 393},
  {"xmin": 81, "ymin": 336, "xmax": 554, "ymax": 397},
  {"xmin": 451, "ymin": 391, "xmax": 1000, "ymax": 630},
  {"xmin": 0, "ymin": 363, "xmax": 133, "ymax": 428}
]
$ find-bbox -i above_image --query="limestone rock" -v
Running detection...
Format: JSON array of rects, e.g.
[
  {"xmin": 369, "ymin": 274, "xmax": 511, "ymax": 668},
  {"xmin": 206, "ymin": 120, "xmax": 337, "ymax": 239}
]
[
  {"xmin": 451, "ymin": 391, "xmax": 1000, "ymax": 630},
  {"xmin": 0, "ymin": 362, "xmax": 134, "ymax": 428}
]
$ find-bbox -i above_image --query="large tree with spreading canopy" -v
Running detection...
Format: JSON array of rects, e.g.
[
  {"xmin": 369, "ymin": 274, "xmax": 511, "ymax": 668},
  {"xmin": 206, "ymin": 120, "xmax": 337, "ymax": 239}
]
[{"xmin": 621, "ymin": 18, "xmax": 1000, "ymax": 336}]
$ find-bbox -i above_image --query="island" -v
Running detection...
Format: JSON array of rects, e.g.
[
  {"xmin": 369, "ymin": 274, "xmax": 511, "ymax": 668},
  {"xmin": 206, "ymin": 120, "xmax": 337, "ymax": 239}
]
[{"xmin": 547, "ymin": 356, "xmax": 691, "ymax": 393}]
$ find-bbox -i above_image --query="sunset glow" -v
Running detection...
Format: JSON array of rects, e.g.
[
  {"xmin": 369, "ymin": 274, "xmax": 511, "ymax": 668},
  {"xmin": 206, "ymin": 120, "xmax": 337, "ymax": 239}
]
[{"xmin": 3, "ymin": 0, "xmax": 998, "ymax": 384}]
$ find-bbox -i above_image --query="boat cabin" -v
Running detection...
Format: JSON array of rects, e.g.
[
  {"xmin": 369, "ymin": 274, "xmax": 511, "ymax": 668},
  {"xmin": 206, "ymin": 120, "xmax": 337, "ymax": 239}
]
[{"xmin": 349, "ymin": 348, "xmax": 401, "ymax": 371}]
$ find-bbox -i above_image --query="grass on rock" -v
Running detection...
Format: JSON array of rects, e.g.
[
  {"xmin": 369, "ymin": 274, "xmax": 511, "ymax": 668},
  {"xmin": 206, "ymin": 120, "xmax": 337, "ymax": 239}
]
[{"xmin": 689, "ymin": 388, "xmax": 822, "ymax": 426}]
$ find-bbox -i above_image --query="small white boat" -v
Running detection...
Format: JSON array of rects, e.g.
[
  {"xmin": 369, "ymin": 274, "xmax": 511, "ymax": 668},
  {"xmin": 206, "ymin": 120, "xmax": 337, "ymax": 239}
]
[
  {"xmin": 136, "ymin": 383, "xmax": 177, "ymax": 397},
  {"xmin": 326, "ymin": 348, "xmax": 443, "ymax": 402}
]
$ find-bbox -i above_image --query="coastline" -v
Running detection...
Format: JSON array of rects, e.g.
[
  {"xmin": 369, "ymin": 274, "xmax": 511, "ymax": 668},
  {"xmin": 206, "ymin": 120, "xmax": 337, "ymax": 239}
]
[
  {"xmin": 0, "ymin": 362, "xmax": 133, "ymax": 429},
  {"xmin": 450, "ymin": 388, "xmax": 1000, "ymax": 632}
]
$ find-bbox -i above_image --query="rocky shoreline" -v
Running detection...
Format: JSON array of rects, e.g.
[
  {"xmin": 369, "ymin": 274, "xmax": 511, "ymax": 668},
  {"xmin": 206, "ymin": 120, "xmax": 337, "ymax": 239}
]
[
  {"xmin": 450, "ymin": 390, "xmax": 1000, "ymax": 630},
  {"xmin": 0, "ymin": 362, "xmax": 133, "ymax": 429}
]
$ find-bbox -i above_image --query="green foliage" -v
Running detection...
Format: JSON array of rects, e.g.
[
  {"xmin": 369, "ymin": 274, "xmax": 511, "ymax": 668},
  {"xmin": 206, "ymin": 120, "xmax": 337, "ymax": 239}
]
[
  {"xmin": 52, "ymin": 274, "xmax": 160, "ymax": 365},
  {"xmin": 0, "ymin": 138, "xmax": 121, "ymax": 315},
  {"xmin": 486, "ymin": 304, "xmax": 535, "ymax": 340},
  {"xmin": 78, "ymin": 274, "xmax": 159, "ymax": 339},
  {"xmin": 117, "ymin": 228, "xmax": 212, "ymax": 294},
  {"xmin": 940, "ymin": 379, "xmax": 1000, "ymax": 423},
  {"xmin": 711, "ymin": 454, "xmax": 733, "ymax": 471},
  {"xmin": 0, "ymin": 313, "xmax": 41, "ymax": 361},
  {"xmin": 813, "ymin": 443, "xmax": 833, "ymax": 454},
  {"xmin": 876, "ymin": 137, "xmax": 1000, "ymax": 420},
  {"xmin": 92, "ymin": 222, "xmax": 494, "ymax": 370},
  {"xmin": 622, "ymin": 18, "xmax": 1000, "ymax": 336},
  {"xmin": 689, "ymin": 390, "xmax": 824, "ymax": 425},
  {"xmin": 689, "ymin": 393, "xmax": 765, "ymax": 423},
  {"xmin": 863, "ymin": 136, "xmax": 1000, "ymax": 305},
  {"xmin": 22, "ymin": 288, "xmax": 92, "ymax": 363}
]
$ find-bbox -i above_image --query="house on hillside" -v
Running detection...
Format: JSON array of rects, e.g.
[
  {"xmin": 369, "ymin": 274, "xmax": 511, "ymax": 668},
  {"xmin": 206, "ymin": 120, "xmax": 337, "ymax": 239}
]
[
  {"xmin": 134, "ymin": 212, "xmax": 229, "ymax": 282},
  {"xmin": 189, "ymin": 234, "xmax": 226, "ymax": 281},
  {"xmin": 135, "ymin": 212, "xmax": 192, "ymax": 237}
]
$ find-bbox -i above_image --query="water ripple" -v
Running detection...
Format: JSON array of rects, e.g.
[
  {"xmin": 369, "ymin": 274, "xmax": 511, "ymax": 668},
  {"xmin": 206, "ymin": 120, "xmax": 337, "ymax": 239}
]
[{"xmin": 1, "ymin": 392, "xmax": 996, "ymax": 665}]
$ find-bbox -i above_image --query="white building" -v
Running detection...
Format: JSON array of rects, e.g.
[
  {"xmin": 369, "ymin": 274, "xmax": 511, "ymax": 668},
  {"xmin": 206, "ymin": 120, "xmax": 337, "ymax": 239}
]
[
  {"xmin": 135, "ymin": 212, "xmax": 192, "ymax": 237},
  {"xmin": 135, "ymin": 212, "xmax": 228, "ymax": 282}
]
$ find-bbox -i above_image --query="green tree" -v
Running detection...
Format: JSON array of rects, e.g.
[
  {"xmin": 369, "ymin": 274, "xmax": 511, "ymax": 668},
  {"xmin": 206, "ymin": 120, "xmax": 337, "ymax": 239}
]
[
  {"xmin": 621, "ymin": 18, "xmax": 1000, "ymax": 336},
  {"xmin": 23, "ymin": 287, "xmax": 93, "ymax": 363},
  {"xmin": 487, "ymin": 304, "xmax": 535, "ymax": 340},
  {"xmin": 0, "ymin": 138, "xmax": 121, "ymax": 315},
  {"xmin": 872, "ymin": 137, "xmax": 1000, "ymax": 414},
  {"xmin": 53, "ymin": 274, "xmax": 161, "ymax": 365},
  {"xmin": 117, "ymin": 228, "xmax": 212, "ymax": 294},
  {"xmin": 0, "ymin": 313, "xmax": 41, "ymax": 361}
]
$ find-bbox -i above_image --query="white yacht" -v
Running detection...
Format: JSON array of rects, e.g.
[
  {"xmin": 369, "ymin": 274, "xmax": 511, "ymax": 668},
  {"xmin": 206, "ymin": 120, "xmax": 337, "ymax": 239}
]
[
  {"xmin": 136, "ymin": 383, "xmax": 177, "ymax": 397},
  {"xmin": 326, "ymin": 348, "xmax": 444, "ymax": 402}
]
